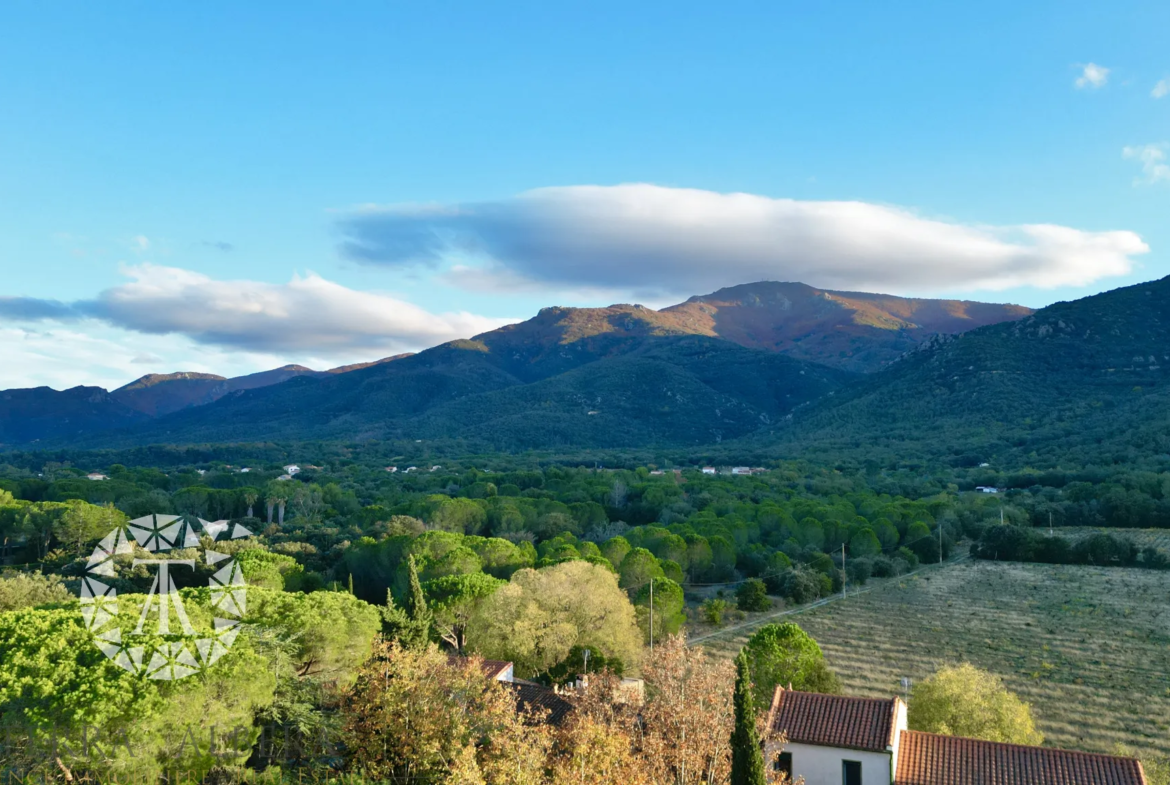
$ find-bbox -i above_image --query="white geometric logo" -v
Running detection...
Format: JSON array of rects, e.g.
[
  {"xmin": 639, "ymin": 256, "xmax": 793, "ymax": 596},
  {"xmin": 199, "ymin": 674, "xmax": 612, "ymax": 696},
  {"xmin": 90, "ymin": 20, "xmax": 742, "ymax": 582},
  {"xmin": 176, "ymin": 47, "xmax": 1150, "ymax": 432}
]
[{"xmin": 79, "ymin": 513, "xmax": 253, "ymax": 681}]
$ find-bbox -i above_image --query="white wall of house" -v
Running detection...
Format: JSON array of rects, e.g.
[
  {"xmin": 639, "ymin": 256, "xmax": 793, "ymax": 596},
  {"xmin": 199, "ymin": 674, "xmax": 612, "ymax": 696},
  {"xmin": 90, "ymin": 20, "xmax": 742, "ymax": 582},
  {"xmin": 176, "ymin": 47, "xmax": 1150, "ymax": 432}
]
[{"xmin": 765, "ymin": 741, "xmax": 892, "ymax": 785}]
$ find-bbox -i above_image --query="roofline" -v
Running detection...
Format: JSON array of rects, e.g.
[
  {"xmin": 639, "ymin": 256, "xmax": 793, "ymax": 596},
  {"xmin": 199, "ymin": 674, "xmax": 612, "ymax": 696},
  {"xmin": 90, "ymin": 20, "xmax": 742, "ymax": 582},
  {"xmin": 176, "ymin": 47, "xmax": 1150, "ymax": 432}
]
[
  {"xmin": 888, "ymin": 696, "xmax": 904, "ymax": 749},
  {"xmin": 777, "ymin": 738, "xmax": 897, "ymax": 755},
  {"xmin": 764, "ymin": 684, "xmax": 784, "ymax": 741},
  {"xmin": 900, "ymin": 729, "xmax": 1148, "ymax": 764},
  {"xmin": 767, "ymin": 687, "xmax": 902, "ymax": 753},
  {"xmin": 898, "ymin": 730, "xmax": 1149, "ymax": 785}
]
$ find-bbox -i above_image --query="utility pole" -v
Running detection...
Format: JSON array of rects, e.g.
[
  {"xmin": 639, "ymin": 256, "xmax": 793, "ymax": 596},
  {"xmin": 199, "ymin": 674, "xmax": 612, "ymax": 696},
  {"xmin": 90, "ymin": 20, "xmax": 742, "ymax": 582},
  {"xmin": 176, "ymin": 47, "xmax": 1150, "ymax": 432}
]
[
  {"xmin": 841, "ymin": 543, "xmax": 847, "ymax": 599},
  {"xmin": 649, "ymin": 578, "xmax": 654, "ymax": 654},
  {"xmin": 1049, "ymin": 511, "xmax": 1053, "ymax": 536},
  {"xmin": 938, "ymin": 524, "xmax": 943, "ymax": 565}
]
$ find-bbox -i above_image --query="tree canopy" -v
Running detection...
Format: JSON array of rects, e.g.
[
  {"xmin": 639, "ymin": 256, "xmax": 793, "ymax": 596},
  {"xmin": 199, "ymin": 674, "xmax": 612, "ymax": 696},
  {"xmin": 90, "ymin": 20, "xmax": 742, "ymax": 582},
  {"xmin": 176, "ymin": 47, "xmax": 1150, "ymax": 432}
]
[
  {"xmin": 742, "ymin": 623, "xmax": 841, "ymax": 712},
  {"xmin": 908, "ymin": 663, "xmax": 1043, "ymax": 745}
]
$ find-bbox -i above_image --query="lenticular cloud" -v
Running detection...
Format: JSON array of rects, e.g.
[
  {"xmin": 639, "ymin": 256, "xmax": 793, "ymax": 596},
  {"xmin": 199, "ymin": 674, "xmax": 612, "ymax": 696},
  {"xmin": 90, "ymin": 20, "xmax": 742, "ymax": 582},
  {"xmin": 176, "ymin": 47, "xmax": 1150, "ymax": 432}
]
[{"xmin": 338, "ymin": 184, "xmax": 1147, "ymax": 297}]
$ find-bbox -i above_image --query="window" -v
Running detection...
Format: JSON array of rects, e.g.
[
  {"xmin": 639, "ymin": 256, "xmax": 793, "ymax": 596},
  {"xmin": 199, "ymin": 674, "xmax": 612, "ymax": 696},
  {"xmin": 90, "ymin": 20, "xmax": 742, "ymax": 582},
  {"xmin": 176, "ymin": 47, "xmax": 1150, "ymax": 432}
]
[
  {"xmin": 843, "ymin": 760, "xmax": 862, "ymax": 785},
  {"xmin": 774, "ymin": 752, "xmax": 793, "ymax": 778}
]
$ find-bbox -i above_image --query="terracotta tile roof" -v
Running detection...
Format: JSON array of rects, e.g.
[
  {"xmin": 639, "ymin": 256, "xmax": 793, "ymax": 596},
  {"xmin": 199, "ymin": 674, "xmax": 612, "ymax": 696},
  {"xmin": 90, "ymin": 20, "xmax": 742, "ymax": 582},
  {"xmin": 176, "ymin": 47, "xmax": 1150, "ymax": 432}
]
[
  {"xmin": 895, "ymin": 731, "xmax": 1147, "ymax": 785},
  {"xmin": 508, "ymin": 682, "xmax": 575, "ymax": 726},
  {"xmin": 478, "ymin": 659, "xmax": 513, "ymax": 680},
  {"xmin": 766, "ymin": 689, "xmax": 900, "ymax": 752},
  {"xmin": 447, "ymin": 655, "xmax": 513, "ymax": 681}
]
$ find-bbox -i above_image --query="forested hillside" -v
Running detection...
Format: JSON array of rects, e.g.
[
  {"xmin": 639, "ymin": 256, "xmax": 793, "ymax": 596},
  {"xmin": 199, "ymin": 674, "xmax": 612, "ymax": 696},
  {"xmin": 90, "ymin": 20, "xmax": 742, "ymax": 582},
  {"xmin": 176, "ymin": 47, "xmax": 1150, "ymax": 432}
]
[
  {"xmin": 770, "ymin": 275, "xmax": 1170, "ymax": 467},
  {"xmin": 74, "ymin": 336, "xmax": 852, "ymax": 449}
]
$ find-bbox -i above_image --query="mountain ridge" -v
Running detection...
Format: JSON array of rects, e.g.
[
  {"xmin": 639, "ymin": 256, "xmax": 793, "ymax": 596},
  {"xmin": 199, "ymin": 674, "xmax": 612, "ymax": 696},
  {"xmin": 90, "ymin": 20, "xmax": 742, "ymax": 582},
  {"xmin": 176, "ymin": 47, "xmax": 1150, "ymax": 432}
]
[{"xmin": 0, "ymin": 280, "xmax": 1034, "ymax": 448}]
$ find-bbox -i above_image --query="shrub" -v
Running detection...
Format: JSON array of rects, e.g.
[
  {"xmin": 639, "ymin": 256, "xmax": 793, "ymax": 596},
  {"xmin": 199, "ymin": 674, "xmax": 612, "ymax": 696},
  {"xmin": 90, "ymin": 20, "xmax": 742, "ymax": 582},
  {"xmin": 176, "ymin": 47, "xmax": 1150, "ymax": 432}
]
[
  {"xmin": 775, "ymin": 568, "xmax": 826, "ymax": 605},
  {"xmin": 700, "ymin": 598, "xmax": 729, "ymax": 626},
  {"xmin": 735, "ymin": 578, "xmax": 771, "ymax": 612},
  {"xmin": 870, "ymin": 555, "xmax": 899, "ymax": 578},
  {"xmin": 846, "ymin": 557, "xmax": 873, "ymax": 586}
]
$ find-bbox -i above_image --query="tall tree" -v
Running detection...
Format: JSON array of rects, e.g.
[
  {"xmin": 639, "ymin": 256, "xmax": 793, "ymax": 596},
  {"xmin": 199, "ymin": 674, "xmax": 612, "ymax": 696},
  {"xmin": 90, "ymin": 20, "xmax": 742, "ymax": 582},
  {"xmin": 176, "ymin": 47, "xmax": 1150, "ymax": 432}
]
[
  {"xmin": 639, "ymin": 635, "xmax": 734, "ymax": 785},
  {"xmin": 401, "ymin": 555, "xmax": 434, "ymax": 648},
  {"xmin": 426, "ymin": 572, "xmax": 505, "ymax": 654},
  {"xmin": 742, "ymin": 623, "xmax": 841, "ymax": 712},
  {"xmin": 467, "ymin": 561, "xmax": 642, "ymax": 678},
  {"xmin": 730, "ymin": 651, "xmax": 766, "ymax": 785}
]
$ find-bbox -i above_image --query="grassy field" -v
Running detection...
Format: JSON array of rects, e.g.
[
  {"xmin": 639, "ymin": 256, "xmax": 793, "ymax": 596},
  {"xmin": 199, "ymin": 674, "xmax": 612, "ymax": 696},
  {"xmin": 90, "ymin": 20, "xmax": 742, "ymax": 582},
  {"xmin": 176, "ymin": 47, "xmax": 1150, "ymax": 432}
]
[
  {"xmin": 1051, "ymin": 526, "xmax": 1170, "ymax": 551},
  {"xmin": 699, "ymin": 560, "xmax": 1170, "ymax": 758}
]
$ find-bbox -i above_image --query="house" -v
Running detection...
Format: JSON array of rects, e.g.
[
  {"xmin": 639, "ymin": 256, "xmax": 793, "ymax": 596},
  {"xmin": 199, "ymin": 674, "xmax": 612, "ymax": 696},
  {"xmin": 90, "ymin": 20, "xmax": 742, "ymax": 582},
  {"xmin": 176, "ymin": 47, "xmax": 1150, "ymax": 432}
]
[
  {"xmin": 764, "ymin": 688, "xmax": 1146, "ymax": 785},
  {"xmin": 975, "ymin": 486, "xmax": 999, "ymax": 494},
  {"xmin": 510, "ymin": 681, "xmax": 575, "ymax": 726},
  {"xmin": 239, "ymin": 467, "xmax": 251, "ymax": 473},
  {"xmin": 283, "ymin": 465, "xmax": 301, "ymax": 476},
  {"xmin": 649, "ymin": 470, "xmax": 665, "ymax": 476},
  {"xmin": 431, "ymin": 465, "xmax": 442, "ymax": 472},
  {"xmin": 701, "ymin": 467, "xmax": 717, "ymax": 475},
  {"xmin": 450, "ymin": 657, "xmax": 574, "ymax": 727},
  {"xmin": 86, "ymin": 473, "xmax": 108, "ymax": 481},
  {"xmin": 385, "ymin": 466, "xmax": 398, "ymax": 473},
  {"xmin": 276, "ymin": 474, "xmax": 294, "ymax": 481},
  {"xmin": 731, "ymin": 466, "xmax": 751, "ymax": 476}
]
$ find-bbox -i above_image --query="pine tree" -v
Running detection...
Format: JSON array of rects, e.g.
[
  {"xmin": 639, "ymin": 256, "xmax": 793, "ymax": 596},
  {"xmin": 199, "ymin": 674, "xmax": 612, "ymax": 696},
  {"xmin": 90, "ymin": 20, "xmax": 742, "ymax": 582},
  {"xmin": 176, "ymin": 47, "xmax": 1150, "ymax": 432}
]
[{"xmin": 731, "ymin": 650, "xmax": 766, "ymax": 785}]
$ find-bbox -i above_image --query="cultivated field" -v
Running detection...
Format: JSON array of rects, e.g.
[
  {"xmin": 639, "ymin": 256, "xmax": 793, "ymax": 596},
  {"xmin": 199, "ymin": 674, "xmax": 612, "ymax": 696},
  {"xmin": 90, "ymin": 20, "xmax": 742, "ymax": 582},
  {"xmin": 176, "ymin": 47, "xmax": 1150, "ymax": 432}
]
[
  {"xmin": 699, "ymin": 560, "xmax": 1170, "ymax": 758},
  {"xmin": 1051, "ymin": 526, "xmax": 1170, "ymax": 551}
]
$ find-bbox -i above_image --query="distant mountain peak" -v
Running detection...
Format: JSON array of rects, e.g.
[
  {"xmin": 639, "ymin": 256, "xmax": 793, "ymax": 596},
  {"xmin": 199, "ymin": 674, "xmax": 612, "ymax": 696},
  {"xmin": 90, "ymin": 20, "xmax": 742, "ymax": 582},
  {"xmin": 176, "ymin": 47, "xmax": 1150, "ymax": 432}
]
[{"xmin": 116, "ymin": 372, "xmax": 227, "ymax": 392}]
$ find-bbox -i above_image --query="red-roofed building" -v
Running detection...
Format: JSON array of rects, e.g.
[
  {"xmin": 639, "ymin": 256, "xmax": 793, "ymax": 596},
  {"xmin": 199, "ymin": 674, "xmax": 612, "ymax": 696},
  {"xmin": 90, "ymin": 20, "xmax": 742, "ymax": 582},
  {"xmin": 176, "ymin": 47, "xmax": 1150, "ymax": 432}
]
[
  {"xmin": 765, "ymin": 689, "xmax": 906, "ymax": 785},
  {"xmin": 764, "ymin": 687, "xmax": 1146, "ymax": 785},
  {"xmin": 894, "ymin": 730, "xmax": 1146, "ymax": 785}
]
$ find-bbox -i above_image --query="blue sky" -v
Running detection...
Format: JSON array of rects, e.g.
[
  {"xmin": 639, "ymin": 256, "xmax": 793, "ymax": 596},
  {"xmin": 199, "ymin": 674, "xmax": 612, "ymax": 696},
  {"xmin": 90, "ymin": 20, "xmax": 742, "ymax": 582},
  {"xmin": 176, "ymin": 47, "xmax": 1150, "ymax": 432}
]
[{"xmin": 1, "ymin": 1, "xmax": 1167, "ymax": 389}]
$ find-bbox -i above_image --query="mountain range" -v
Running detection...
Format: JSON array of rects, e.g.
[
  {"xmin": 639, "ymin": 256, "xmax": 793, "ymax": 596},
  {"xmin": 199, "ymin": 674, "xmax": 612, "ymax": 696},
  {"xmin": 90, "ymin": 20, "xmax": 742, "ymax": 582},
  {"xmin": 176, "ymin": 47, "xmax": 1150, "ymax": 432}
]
[{"xmin": 0, "ymin": 282, "xmax": 1032, "ymax": 450}]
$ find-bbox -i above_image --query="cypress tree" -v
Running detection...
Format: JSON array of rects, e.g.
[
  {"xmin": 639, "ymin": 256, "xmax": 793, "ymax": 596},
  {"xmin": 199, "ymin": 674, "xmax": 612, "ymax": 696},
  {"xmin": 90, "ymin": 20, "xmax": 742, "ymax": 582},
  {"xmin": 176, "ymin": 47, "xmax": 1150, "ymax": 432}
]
[
  {"xmin": 380, "ymin": 588, "xmax": 412, "ymax": 640},
  {"xmin": 731, "ymin": 650, "xmax": 767, "ymax": 785},
  {"xmin": 403, "ymin": 555, "xmax": 433, "ymax": 646}
]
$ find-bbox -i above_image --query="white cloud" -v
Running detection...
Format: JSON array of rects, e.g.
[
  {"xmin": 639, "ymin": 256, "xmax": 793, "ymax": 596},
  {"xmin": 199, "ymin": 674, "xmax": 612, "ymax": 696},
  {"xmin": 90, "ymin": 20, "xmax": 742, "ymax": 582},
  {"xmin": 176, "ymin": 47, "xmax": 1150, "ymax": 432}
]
[
  {"xmin": 1123, "ymin": 143, "xmax": 1170, "ymax": 184},
  {"xmin": 131, "ymin": 235, "xmax": 151, "ymax": 252},
  {"xmin": 0, "ymin": 324, "xmax": 284, "ymax": 390},
  {"xmin": 337, "ymin": 184, "xmax": 1148, "ymax": 298},
  {"xmin": 79, "ymin": 264, "xmax": 513, "ymax": 354},
  {"xmin": 0, "ymin": 266, "xmax": 516, "ymax": 387},
  {"xmin": 1153, "ymin": 79, "xmax": 1170, "ymax": 99},
  {"xmin": 1075, "ymin": 63, "xmax": 1110, "ymax": 89}
]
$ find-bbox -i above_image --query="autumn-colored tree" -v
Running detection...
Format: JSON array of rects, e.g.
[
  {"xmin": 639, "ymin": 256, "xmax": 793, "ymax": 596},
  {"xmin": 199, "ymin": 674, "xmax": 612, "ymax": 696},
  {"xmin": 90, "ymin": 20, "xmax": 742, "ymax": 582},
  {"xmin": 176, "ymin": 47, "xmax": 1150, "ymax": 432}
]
[
  {"xmin": 341, "ymin": 642, "xmax": 519, "ymax": 782},
  {"xmin": 550, "ymin": 671, "xmax": 648, "ymax": 785},
  {"xmin": 639, "ymin": 634, "xmax": 735, "ymax": 785}
]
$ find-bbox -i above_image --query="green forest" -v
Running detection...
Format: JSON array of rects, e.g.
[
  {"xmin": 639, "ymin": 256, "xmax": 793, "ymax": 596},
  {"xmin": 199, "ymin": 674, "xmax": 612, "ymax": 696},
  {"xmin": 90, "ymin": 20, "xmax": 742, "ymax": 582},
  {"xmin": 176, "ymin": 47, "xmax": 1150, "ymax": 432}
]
[{"xmin": 2, "ymin": 447, "xmax": 1169, "ymax": 782}]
